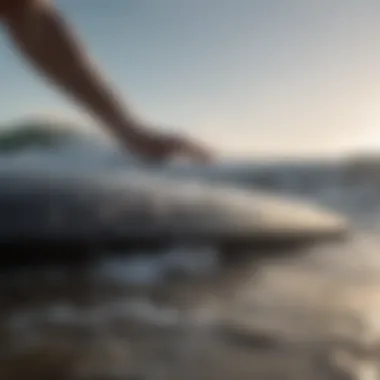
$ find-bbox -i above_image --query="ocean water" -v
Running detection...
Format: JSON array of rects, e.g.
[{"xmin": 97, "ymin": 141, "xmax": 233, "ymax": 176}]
[{"xmin": 1, "ymin": 138, "xmax": 380, "ymax": 379}]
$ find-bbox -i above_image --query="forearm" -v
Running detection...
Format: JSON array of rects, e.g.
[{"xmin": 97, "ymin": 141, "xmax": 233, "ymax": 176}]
[{"xmin": 3, "ymin": 1, "xmax": 139, "ymax": 140}]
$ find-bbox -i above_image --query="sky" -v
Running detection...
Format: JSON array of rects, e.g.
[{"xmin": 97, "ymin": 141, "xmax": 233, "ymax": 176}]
[{"xmin": 1, "ymin": 0, "xmax": 380, "ymax": 158}]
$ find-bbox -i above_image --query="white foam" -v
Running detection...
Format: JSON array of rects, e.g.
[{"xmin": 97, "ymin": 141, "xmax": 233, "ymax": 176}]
[
  {"xmin": 91, "ymin": 245, "xmax": 220, "ymax": 286},
  {"xmin": 4, "ymin": 296, "xmax": 218, "ymax": 352}
]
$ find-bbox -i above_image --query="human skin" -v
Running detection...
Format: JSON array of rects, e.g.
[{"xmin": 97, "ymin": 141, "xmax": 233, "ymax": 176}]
[{"xmin": 0, "ymin": 0, "xmax": 212, "ymax": 163}]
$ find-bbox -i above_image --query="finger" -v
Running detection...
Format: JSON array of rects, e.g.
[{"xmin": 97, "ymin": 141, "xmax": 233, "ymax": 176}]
[{"xmin": 182, "ymin": 141, "xmax": 215, "ymax": 163}]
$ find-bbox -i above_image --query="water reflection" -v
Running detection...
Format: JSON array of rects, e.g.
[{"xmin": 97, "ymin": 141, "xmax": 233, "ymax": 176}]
[{"xmin": 1, "ymin": 229, "xmax": 380, "ymax": 379}]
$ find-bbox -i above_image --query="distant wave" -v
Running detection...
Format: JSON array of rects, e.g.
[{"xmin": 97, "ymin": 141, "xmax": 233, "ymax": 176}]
[
  {"xmin": 0, "ymin": 121, "xmax": 79, "ymax": 154},
  {"xmin": 0, "ymin": 119, "xmax": 136, "ymax": 171}
]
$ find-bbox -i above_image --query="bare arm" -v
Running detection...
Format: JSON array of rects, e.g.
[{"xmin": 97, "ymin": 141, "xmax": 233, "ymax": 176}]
[
  {"xmin": 3, "ymin": 0, "xmax": 147, "ymax": 145},
  {"xmin": 1, "ymin": 0, "xmax": 212, "ymax": 162}
]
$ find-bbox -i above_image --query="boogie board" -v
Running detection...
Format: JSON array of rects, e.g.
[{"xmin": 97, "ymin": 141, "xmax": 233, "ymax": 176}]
[{"xmin": 0, "ymin": 166, "xmax": 348, "ymax": 264}]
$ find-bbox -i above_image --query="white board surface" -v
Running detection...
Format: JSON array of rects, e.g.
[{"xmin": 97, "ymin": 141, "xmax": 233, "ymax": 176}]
[{"xmin": 0, "ymin": 166, "xmax": 348, "ymax": 245}]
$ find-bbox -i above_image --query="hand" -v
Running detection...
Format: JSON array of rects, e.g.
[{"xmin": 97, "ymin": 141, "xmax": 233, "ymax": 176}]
[{"xmin": 125, "ymin": 127, "xmax": 214, "ymax": 164}]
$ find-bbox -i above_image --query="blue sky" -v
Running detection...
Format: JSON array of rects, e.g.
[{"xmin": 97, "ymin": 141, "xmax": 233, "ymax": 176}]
[{"xmin": 1, "ymin": 0, "xmax": 380, "ymax": 157}]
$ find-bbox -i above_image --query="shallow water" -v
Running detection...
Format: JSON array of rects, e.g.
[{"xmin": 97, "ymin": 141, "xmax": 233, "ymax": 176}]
[
  {"xmin": 4, "ymin": 234, "xmax": 380, "ymax": 379},
  {"xmin": 1, "ymin": 147, "xmax": 380, "ymax": 379}
]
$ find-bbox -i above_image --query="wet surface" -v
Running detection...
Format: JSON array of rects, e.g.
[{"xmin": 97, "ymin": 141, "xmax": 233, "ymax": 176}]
[
  {"xmin": 0, "ymin": 157, "xmax": 379, "ymax": 379},
  {"xmin": 0, "ymin": 228, "xmax": 379, "ymax": 379}
]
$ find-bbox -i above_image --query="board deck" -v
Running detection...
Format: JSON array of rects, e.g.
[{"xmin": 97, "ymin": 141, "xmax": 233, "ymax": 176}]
[{"xmin": 0, "ymin": 166, "xmax": 348, "ymax": 252}]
